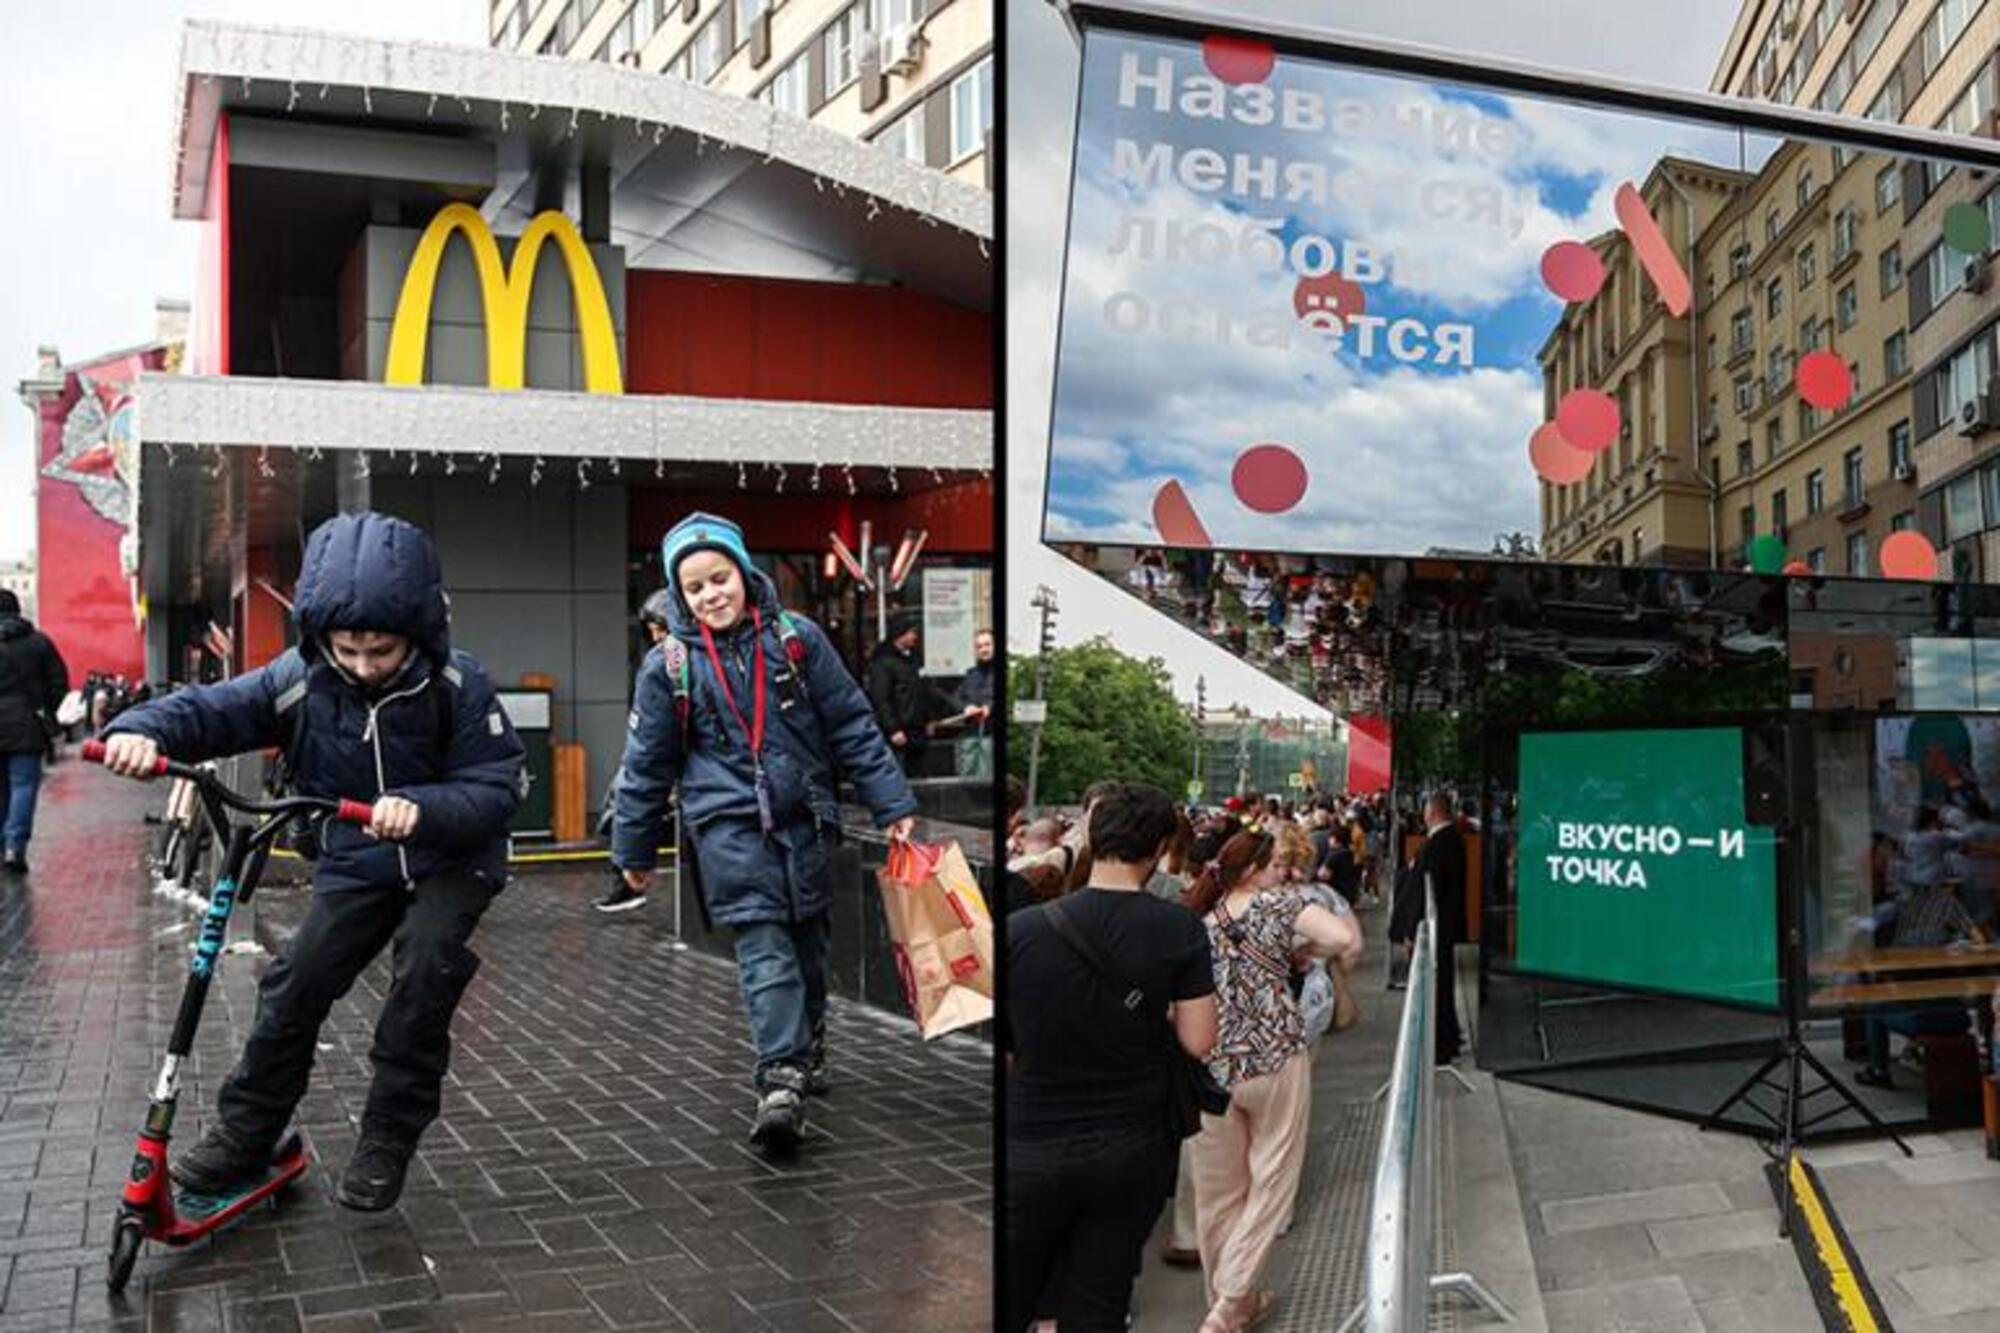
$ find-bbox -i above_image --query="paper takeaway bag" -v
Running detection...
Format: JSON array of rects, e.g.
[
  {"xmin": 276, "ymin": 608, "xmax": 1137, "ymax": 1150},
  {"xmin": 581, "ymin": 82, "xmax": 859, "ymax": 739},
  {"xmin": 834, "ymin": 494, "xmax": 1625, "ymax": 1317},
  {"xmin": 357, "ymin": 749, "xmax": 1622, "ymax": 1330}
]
[{"xmin": 876, "ymin": 839, "xmax": 994, "ymax": 1039}]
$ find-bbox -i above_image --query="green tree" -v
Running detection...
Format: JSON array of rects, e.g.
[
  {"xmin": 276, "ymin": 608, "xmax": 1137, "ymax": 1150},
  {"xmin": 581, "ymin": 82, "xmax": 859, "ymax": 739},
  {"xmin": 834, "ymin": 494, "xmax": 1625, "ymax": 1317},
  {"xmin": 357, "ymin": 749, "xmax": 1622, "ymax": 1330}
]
[{"xmin": 1007, "ymin": 637, "xmax": 1196, "ymax": 806}]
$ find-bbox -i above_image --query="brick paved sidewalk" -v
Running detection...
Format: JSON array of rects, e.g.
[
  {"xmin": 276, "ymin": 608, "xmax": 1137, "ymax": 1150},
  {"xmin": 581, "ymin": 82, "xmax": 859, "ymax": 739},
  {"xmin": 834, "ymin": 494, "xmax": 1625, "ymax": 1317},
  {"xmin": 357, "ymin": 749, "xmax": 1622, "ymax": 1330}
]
[{"xmin": 0, "ymin": 762, "xmax": 991, "ymax": 1332}]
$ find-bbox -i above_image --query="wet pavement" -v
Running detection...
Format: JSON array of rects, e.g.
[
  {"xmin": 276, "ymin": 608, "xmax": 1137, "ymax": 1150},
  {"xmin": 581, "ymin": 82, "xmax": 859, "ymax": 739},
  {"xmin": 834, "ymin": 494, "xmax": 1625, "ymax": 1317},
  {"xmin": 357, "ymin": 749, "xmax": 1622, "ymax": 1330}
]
[{"xmin": 0, "ymin": 761, "xmax": 991, "ymax": 1331}]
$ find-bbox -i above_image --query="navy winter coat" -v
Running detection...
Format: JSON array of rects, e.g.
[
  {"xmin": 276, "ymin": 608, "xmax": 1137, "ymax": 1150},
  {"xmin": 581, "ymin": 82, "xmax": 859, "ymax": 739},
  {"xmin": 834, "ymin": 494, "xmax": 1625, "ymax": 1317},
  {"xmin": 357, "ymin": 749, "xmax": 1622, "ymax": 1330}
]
[
  {"xmin": 612, "ymin": 564, "xmax": 917, "ymax": 925},
  {"xmin": 106, "ymin": 513, "xmax": 524, "ymax": 894}
]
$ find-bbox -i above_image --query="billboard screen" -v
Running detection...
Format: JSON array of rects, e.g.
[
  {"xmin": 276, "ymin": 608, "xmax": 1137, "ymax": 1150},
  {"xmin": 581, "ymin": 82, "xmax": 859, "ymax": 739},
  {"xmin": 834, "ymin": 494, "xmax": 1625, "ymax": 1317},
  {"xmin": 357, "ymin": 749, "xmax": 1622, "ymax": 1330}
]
[
  {"xmin": 1516, "ymin": 726, "xmax": 1781, "ymax": 1008},
  {"xmin": 1046, "ymin": 16, "xmax": 2000, "ymax": 576}
]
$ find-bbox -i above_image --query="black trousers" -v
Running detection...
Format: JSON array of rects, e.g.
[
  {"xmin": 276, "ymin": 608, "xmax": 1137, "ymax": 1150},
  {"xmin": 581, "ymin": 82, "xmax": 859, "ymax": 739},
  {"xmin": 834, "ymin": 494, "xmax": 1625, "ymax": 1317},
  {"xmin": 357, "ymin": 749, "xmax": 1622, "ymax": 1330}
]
[
  {"xmin": 1435, "ymin": 936, "xmax": 1464, "ymax": 1063},
  {"xmin": 1004, "ymin": 1123, "xmax": 1174, "ymax": 1333},
  {"xmin": 217, "ymin": 870, "xmax": 498, "ymax": 1150}
]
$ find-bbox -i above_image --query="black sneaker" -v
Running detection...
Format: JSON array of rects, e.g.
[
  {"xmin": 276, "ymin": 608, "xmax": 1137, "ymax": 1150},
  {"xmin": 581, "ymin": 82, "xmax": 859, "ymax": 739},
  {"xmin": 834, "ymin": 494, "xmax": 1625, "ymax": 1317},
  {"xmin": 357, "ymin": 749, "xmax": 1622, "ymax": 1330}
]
[
  {"xmin": 594, "ymin": 881, "xmax": 648, "ymax": 913},
  {"xmin": 750, "ymin": 1067, "xmax": 808, "ymax": 1153},
  {"xmin": 169, "ymin": 1125, "xmax": 270, "ymax": 1196},
  {"xmin": 806, "ymin": 1022, "xmax": 830, "ymax": 1097},
  {"xmin": 2, "ymin": 848, "xmax": 25, "ymax": 874},
  {"xmin": 337, "ymin": 1137, "xmax": 413, "ymax": 1211}
]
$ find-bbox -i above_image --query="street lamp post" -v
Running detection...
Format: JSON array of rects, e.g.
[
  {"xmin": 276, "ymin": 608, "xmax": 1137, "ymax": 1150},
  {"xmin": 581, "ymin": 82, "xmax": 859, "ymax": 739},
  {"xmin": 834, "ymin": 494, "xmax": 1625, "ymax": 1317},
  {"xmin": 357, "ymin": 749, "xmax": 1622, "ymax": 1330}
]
[{"xmin": 1025, "ymin": 585, "xmax": 1058, "ymax": 814}]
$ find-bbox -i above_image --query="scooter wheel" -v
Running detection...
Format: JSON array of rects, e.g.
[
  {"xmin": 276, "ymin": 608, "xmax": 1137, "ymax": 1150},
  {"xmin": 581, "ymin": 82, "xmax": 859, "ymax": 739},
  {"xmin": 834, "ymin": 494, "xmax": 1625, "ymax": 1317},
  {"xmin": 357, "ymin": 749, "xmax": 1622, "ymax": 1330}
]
[{"xmin": 106, "ymin": 1215, "xmax": 144, "ymax": 1293}]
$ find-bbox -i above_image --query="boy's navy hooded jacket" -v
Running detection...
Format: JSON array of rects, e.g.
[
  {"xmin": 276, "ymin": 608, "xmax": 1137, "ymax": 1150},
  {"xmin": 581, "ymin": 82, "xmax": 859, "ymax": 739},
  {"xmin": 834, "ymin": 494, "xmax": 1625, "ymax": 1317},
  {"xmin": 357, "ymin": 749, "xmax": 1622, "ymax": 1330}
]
[
  {"xmin": 105, "ymin": 513, "xmax": 525, "ymax": 894},
  {"xmin": 612, "ymin": 544, "xmax": 916, "ymax": 925}
]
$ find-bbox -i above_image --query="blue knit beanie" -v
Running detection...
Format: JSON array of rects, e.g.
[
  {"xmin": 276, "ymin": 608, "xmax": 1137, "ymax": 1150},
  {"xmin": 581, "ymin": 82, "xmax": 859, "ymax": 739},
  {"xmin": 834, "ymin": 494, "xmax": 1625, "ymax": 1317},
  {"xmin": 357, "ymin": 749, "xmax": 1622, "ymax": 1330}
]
[{"xmin": 661, "ymin": 512, "xmax": 754, "ymax": 585}]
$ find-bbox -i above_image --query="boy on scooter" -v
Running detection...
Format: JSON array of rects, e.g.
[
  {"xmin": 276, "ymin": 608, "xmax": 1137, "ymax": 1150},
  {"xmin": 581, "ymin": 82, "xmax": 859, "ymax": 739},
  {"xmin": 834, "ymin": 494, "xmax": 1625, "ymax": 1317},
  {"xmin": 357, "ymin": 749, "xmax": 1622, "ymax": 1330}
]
[
  {"xmin": 100, "ymin": 511, "xmax": 524, "ymax": 1211},
  {"xmin": 612, "ymin": 512, "xmax": 917, "ymax": 1152}
]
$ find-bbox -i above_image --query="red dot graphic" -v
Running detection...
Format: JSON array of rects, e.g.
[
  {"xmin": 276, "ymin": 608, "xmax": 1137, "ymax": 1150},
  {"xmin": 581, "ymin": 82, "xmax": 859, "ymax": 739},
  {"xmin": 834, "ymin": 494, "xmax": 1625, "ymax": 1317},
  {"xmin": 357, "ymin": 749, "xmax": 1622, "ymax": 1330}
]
[
  {"xmin": 1555, "ymin": 390, "xmax": 1620, "ymax": 454},
  {"xmin": 1293, "ymin": 273, "xmax": 1367, "ymax": 323},
  {"xmin": 1529, "ymin": 423, "xmax": 1595, "ymax": 485},
  {"xmin": 1202, "ymin": 34, "xmax": 1275, "ymax": 85},
  {"xmin": 1796, "ymin": 351, "xmax": 1854, "ymax": 411},
  {"xmin": 1232, "ymin": 444, "xmax": 1308, "ymax": 514},
  {"xmin": 1540, "ymin": 242, "xmax": 1606, "ymax": 303},
  {"xmin": 1880, "ymin": 531, "xmax": 1939, "ymax": 581},
  {"xmin": 1783, "ymin": 560, "xmax": 1812, "ymax": 576}
]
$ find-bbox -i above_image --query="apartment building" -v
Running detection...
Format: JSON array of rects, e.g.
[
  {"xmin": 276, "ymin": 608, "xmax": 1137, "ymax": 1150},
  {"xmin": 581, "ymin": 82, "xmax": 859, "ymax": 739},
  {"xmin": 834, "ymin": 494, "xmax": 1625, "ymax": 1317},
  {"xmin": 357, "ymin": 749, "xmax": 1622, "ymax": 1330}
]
[
  {"xmin": 491, "ymin": 0, "xmax": 992, "ymax": 187},
  {"xmin": 1712, "ymin": 0, "xmax": 2000, "ymax": 577}
]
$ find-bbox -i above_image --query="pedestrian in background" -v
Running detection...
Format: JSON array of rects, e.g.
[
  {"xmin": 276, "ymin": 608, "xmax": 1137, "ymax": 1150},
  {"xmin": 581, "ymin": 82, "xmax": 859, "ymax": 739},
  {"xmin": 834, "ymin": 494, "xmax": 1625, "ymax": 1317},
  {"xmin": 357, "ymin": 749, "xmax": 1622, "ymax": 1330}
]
[{"xmin": 0, "ymin": 589, "xmax": 69, "ymax": 873}]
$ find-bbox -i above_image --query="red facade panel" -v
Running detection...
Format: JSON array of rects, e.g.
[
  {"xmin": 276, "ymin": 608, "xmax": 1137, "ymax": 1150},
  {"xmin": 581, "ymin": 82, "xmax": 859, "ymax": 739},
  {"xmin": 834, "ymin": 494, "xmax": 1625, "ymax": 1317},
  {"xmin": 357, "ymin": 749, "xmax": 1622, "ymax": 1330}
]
[{"xmin": 625, "ymin": 272, "xmax": 991, "ymax": 408}]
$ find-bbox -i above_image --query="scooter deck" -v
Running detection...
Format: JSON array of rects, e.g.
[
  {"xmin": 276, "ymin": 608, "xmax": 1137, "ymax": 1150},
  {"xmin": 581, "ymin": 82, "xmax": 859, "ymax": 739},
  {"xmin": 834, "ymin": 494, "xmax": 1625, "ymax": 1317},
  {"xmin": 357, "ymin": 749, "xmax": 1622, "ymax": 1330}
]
[{"xmin": 165, "ymin": 1134, "xmax": 307, "ymax": 1228}]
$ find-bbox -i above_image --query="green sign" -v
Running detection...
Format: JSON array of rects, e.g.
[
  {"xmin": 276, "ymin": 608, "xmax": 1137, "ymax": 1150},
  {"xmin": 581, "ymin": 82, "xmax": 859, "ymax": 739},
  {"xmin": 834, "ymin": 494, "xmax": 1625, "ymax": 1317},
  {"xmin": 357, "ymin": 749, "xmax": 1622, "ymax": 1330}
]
[
  {"xmin": 1187, "ymin": 780, "xmax": 1205, "ymax": 799},
  {"xmin": 1517, "ymin": 727, "xmax": 1779, "ymax": 1009}
]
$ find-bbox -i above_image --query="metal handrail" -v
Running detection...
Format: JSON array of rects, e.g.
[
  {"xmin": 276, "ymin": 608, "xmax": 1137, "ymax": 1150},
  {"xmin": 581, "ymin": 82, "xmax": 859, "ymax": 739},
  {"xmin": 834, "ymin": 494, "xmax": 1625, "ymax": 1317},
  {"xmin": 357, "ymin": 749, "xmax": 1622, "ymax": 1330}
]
[{"xmin": 1340, "ymin": 877, "xmax": 1514, "ymax": 1332}]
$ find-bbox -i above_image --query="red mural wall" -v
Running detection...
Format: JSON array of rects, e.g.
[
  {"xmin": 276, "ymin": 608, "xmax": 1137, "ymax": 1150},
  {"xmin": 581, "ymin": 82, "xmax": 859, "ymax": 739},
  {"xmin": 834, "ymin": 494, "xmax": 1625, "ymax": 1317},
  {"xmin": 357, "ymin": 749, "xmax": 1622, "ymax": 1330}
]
[
  {"xmin": 624, "ymin": 272, "xmax": 991, "ymax": 408},
  {"xmin": 34, "ymin": 348, "xmax": 164, "ymax": 680},
  {"xmin": 1346, "ymin": 715, "xmax": 1392, "ymax": 795}
]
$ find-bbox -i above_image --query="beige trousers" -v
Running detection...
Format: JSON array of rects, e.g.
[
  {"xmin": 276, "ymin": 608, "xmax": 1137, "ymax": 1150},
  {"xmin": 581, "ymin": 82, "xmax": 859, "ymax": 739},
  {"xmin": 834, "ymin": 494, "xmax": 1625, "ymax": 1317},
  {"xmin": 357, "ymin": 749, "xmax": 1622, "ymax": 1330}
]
[{"xmin": 1189, "ymin": 1051, "xmax": 1313, "ymax": 1301}]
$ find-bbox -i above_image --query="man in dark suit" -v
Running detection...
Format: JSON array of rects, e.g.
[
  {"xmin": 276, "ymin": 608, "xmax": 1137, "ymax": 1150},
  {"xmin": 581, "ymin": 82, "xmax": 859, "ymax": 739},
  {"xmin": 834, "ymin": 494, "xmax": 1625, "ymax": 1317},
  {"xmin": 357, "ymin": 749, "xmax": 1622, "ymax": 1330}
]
[{"xmin": 1389, "ymin": 792, "xmax": 1467, "ymax": 1063}]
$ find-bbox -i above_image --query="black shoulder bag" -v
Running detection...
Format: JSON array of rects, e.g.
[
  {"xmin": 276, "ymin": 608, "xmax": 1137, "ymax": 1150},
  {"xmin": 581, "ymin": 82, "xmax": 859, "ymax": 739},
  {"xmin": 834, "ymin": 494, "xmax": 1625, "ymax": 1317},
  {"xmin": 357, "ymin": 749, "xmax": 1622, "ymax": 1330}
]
[{"xmin": 1042, "ymin": 896, "xmax": 1229, "ymax": 1140}]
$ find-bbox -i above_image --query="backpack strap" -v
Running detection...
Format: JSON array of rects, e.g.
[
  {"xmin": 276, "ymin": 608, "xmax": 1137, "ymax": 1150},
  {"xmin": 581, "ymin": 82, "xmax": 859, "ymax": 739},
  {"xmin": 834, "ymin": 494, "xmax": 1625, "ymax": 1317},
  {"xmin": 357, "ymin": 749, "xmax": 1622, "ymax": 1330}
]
[{"xmin": 661, "ymin": 637, "xmax": 692, "ymax": 743}]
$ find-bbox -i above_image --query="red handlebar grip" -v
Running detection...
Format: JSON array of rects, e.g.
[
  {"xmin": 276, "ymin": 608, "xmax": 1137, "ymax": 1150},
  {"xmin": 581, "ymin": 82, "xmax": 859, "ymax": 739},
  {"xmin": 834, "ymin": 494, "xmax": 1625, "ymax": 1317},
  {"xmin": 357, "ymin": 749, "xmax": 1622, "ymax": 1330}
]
[
  {"xmin": 79, "ymin": 739, "xmax": 170, "ymax": 777},
  {"xmin": 336, "ymin": 800, "xmax": 375, "ymax": 826}
]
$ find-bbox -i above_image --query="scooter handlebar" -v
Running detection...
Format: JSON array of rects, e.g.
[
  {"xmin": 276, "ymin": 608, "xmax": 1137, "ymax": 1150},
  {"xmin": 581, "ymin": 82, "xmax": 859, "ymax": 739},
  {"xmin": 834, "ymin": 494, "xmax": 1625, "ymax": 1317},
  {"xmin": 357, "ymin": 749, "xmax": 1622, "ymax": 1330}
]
[
  {"xmin": 80, "ymin": 738, "xmax": 177, "ymax": 779},
  {"xmin": 335, "ymin": 800, "xmax": 375, "ymax": 827}
]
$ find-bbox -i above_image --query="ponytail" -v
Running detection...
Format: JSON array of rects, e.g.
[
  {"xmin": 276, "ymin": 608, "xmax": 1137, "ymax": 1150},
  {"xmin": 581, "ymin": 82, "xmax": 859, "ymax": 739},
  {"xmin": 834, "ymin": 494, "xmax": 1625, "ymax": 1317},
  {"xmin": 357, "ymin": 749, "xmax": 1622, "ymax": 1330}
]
[{"xmin": 1180, "ymin": 829, "xmax": 1276, "ymax": 918}]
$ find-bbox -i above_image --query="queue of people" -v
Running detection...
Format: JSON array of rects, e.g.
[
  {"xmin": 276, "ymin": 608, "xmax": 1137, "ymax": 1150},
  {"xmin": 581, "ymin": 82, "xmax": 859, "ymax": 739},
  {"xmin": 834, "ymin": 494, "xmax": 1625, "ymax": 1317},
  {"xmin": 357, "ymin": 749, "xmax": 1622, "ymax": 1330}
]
[{"xmin": 1004, "ymin": 780, "xmax": 1376, "ymax": 1332}]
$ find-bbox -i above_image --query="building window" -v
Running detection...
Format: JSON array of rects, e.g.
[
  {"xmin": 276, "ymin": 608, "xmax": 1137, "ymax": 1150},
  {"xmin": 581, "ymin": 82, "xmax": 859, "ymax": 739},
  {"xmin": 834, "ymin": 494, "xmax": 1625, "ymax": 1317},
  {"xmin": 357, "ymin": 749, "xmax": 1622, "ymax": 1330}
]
[
  {"xmin": 1884, "ymin": 331, "xmax": 1908, "ymax": 380},
  {"xmin": 1847, "ymin": 533, "xmax": 1868, "ymax": 576},
  {"xmin": 1879, "ymin": 244, "xmax": 1903, "ymax": 297},
  {"xmin": 1931, "ymin": 337, "xmax": 1991, "ymax": 435},
  {"xmin": 1868, "ymin": 78, "xmax": 1903, "ymax": 124},
  {"xmin": 1767, "ymin": 417, "xmax": 1784, "ymax": 461},
  {"xmin": 1767, "ymin": 209, "xmax": 1783, "ymax": 244},
  {"xmin": 665, "ymin": 46, "xmax": 691, "ymax": 79},
  {"xmin": 1833, "ymin": 206, "xmax": 1858, "ymax": 262},
  {"xmin": 1808, "ymin": 547, "xmax": 1828, "ymax": 574},
  {"xmin": 736, "ymin": 0, "xmax": 767, "ymax": 41},
  {"xmin": 1772, "ymin": 487, "xmax": 1789, "ymax": 532},
  {"xmin": 864, "ymin": 0, "xmax": 916, "ymax": 36},
  {"xmin": 1836, "ymin": 282, "xmax": 1858, "ymax": 331},
  {"xmin": 1943, "ymin": 70, "xmax": 1995, "ymax": 138},
  {"xmin": 1737, "ymin": 439, "xmax": 1754, "ymax": 476},
  {"xmin": 950, "ymin": 56, "xmax": 993, "ymax": 164},
  {"xmin": 1795, "ymin": 170, "xmax": 1814, "ymax": 210},
  {"xmin": 1797, "ymin": 244, "xmax": 1816, "ymax": 288},
  {"xmin": 1889, "ymin": 420, "xmax": 1912, "ymax": 473},
  {"xmin": 1729, "ymin": 243, "xmax": 1752, "ymax": 280},
  {"xmin": 1730, "ymin": 309, "xmax": 1753, "ymax": 355},
  {"xmin": 1707, "ymin": 334, "xmax": 1718, "ymax": 369},
  {"xmin": 1946, "ymin": 473, "xmax": 1983, "ymax": 541},
  {"xmin": 692, "ymin": 12, "xmax": 725, "ymax": 81},
  {"xmin": 1876, "ymin": 165, "xmax": 1901, "ymax": 214},
  {"xmin": 556, "ymin": 0, "xmax": 579, "ymax": 50},
  {"xmin": 761, "ymin": 55, "xmax": 807, "ymax": 115},
  {"xmin": 1735, "ymin": 376, "xmax": 1754, "ymax": 414},
  {"xmin": 1800, "ymin": 317, "xmax": 1821, "ymax": 351},
  {"xmin": 1740, "ymin": 504, "xmax": 1757, "ymax": 544},
  {"xmin": 1891, "ymin": 511, "xmax": 1915, "ymax": 533},
  {"xmin": 825, "ymin": 7, "xmax": 859, "ymax": 91},
  {"xmin": 1843, "ymin": 448, "xmax": 1864, "ymax": 505},
  {"xmin": 1806, "ymin": 469, "xmax": 1825, "ymax": 514},
  {"xmin": 1923, "ymin": 0, "xmax": 1978, "ymax": 81},
  {"xmin": 875, "ymin": 102, "xmax": 926, "ymax": 164},
  {"xmin": 1766, "ymin": 276, "xmax": 1784, "ymax": 319},
  {"xmin": 607, "ymin": 3, "xmax": 638, "ymax": 62},
  {"xmin": 1925, "ymin": 242, "xmax": 1970, "ymax": 308}
]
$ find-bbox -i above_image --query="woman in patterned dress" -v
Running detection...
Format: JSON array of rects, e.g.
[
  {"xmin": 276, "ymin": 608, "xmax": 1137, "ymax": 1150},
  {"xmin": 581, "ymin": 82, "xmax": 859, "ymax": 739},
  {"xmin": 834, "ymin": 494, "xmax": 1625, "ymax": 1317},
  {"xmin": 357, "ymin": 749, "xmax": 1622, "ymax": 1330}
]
[{"xmin": 1182, "ymin": 828, "xmax": 1364, "ymax": 1333}]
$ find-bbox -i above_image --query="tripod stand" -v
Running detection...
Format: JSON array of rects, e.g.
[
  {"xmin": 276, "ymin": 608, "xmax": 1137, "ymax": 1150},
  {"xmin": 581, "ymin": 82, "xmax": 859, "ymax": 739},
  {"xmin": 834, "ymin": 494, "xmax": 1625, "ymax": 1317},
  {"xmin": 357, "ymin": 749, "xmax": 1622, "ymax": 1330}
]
[{"xmin": 1697, "ymin": 960, "xmax": 1913, "ymax": 1236}]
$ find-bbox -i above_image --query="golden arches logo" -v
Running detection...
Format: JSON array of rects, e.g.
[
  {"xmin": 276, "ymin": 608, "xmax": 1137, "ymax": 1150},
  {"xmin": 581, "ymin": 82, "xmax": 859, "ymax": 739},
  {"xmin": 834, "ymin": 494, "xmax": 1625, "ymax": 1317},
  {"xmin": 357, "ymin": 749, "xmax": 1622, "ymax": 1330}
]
[{"xmin": 385, "ymin": 203, "xmax": 623, "ymax": 394}]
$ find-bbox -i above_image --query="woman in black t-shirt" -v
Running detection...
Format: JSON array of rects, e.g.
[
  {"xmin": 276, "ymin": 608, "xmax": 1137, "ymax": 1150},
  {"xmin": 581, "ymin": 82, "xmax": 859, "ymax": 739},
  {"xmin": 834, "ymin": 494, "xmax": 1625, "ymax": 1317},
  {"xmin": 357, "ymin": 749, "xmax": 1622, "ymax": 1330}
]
[{"xmin": 1002, "ymin": 782, "xmax": 1218, "ymax": 1332}]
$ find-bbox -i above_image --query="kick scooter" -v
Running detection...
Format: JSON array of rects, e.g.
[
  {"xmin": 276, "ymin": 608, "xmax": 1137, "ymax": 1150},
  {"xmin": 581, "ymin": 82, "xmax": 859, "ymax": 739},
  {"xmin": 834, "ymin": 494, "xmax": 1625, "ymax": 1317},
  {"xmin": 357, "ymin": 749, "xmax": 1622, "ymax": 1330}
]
[{"xmin": 82, "ymin": 739, "xmax": 373, "ymax": 1293}]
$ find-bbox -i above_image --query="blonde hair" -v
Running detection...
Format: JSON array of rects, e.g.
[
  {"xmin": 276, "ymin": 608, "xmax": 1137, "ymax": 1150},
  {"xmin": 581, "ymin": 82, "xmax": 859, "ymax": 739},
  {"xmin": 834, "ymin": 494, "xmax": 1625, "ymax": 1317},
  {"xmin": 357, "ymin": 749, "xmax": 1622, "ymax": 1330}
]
[{"xmin": 1274, "ymin": 822, "xmax": 1316, "ymax": 879}]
